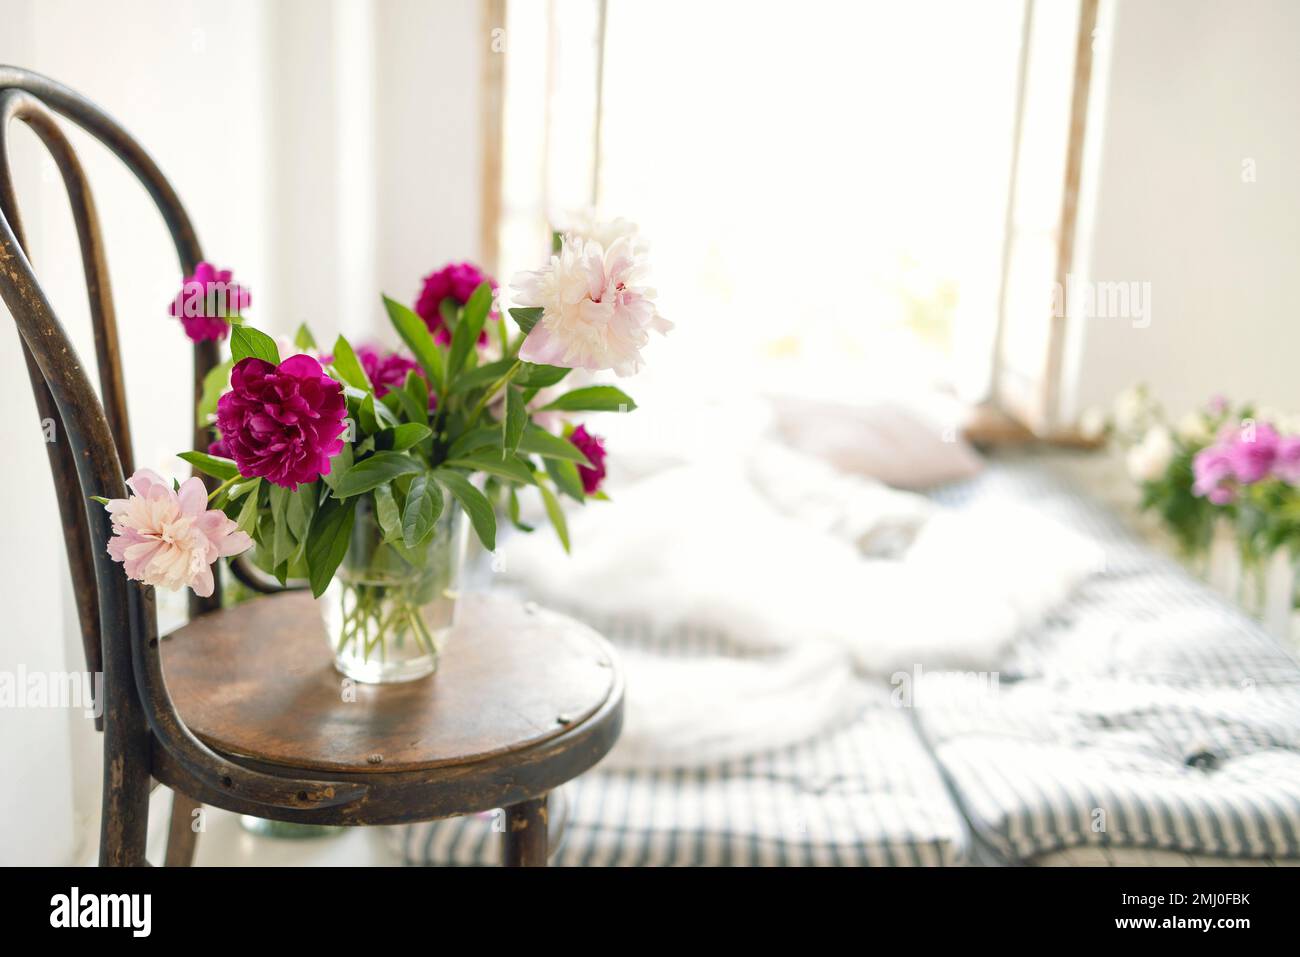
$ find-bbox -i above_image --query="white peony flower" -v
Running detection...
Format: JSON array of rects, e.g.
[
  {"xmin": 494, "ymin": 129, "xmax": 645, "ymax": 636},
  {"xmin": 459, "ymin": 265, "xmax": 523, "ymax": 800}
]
[
  {"xmin": 1113, "ymin": 385, "xmax": 1151, "ymax": 436},
  {"xmin": 556, "ymin": 209, "xmax": 644, "ymax": 251},
  {"xmin": 1126, "ymin": 425, "xmax": 1174, "ymax": 483},
  {"xmin": 1176, "ymin": 411, "xmax": 1212, "ymax": 444},
  {"xmin": 511, "ymin": 234, "xmax": 672, "ymax": 376}
]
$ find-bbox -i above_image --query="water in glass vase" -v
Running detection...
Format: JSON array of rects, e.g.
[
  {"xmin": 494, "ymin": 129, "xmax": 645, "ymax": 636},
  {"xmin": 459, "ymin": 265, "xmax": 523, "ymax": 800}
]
[{"xmin": 323, "ymin": 495, "xmax": 467, "ymax": 683}]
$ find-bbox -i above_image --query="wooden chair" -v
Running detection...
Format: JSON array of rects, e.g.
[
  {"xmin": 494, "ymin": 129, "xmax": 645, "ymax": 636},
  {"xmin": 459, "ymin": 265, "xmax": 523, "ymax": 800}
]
[{"xmin": 0, "ymin": 66, "xmax": 623, "ymax": 867}]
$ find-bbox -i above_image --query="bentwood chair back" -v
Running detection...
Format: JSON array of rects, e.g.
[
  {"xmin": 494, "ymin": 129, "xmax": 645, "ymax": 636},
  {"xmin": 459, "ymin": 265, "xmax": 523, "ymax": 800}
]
[
  {"xmin": 0, "ymin": 67, "xmax": 623, "ymax": 868},
  {"xmin": 0, "ymin": 65, "xmax": 362, "ymax": 865}
]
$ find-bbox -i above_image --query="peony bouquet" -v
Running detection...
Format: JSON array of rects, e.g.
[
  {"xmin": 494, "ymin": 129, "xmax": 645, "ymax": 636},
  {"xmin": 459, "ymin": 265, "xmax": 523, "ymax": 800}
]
[
  {"xmin": 99, "ymin": 218, "xmax": 669, "ymax": 681},
  {"xmin": 1094, "ymin": 386, "xmax": 1300, "ymax": 569}
]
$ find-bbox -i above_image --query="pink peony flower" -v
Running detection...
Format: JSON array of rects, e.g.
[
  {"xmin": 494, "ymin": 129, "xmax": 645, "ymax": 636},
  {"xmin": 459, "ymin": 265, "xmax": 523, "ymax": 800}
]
[
  {"xmin": 208, "ymin": 435, "xmax": 230, "ymax": 458},
  {"xmin": 414, "ymin": 262, "xmax": 496, "ymax": 346},
  {"xmin": 216, "ymin": 354, "xmax": 348, "ymax": 489},
  {"xmin": 356, "ymin": 344, "xmax": 434, "ymax": 407},
  {"xmin": 105, "ymin": 469, "xmax": 252, "ymax": 598},
  {"xmin": 1226, "ymin": 422, "xmax": 1279, "ymax": 484},
  {"xmin": 1193, "ymin": 446, "xmax": 1237, "ymax": 504},
  {"xmin": 169, "ymin": 262, "xmax": 251, "ymax": 342},
  {"xmin": 511, "ymin": 234, "xmax": 671, "ymax": 376},
  {"xmin": 1275, "ymin": 436, "xmax": 1300, "ymax": 485},
  {"xmin": 569, "ymin": 425, "xmax": 607, "ymax": 495}
]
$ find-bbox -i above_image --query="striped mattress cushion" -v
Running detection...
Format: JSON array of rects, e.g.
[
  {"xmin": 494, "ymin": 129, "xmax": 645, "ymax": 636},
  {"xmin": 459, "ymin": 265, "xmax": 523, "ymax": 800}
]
[
  {"xmin": 392, "ymin": 679, "xmax": 969, "ymax": 867},
  {"xmin": 919, "ymin": 457, "xmax": 1300, "ymax": 863}
]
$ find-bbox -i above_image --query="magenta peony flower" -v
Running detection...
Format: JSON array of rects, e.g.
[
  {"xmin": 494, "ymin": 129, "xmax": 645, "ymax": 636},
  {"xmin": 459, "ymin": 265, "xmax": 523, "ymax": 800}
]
[
  {"xmin": 1275, "ymin": 436, "xmax": 1300, "ymax": 485},
  {"xmin": 208, "ymin": 434, "xmax": 230, "ymax": 458},
  {"xmin": 1193, "ymin": 446, "xmax": 1237, "ymax": 504},
  {"xmin": 216, "ymin": 354, "xmax": 347, "ymax": 489},
  {"xmin": 569, "ymin": 425, "xmax": 607, "ymax": 495},
  {"xmin": 414, "ymin": 261, "xmax": 495, "ymax": 345},
  {"xmin": 105, "ymin": 469, "xmax": 252, "ymax": 598},
  {"xmin": 1226, "ymin": 422, "xmax": 1279, "ymax": 484},
  {"xmin": 357, "ymin": 345, "xmax": 423, "ymax": 399},
  {"xmin": 169, "ymin": 262, "xmax": 251, "ymax": 342}
]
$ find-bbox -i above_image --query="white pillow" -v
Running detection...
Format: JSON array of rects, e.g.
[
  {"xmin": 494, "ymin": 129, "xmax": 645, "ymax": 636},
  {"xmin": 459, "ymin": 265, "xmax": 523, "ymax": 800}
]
[{"xmin": 765, "ymin": 394, "xmax": 983, "ymax": 489}]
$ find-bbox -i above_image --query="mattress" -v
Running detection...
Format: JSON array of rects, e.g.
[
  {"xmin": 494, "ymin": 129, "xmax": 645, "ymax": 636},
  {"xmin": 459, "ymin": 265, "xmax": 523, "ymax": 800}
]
[
  {"xmin": 393, "ymin": 625, "xmax": 969, "ymax": 866},
  {"xmin": 920, "ymin": 457, "xmax": 1300, "ymax": 864},
  {"xmin": 397, "ymin": 456, "xmax": 1300, "ymax": 866}
]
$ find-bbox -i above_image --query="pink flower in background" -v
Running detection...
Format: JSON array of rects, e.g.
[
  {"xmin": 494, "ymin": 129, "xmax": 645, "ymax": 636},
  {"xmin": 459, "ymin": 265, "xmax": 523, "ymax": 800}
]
[
  {"xmin": 1206, "ymin": 394, "xmax": 1230, "ymax": 416},
  {"xmin": 216, "ymin": 354, "xmax": 347, "ymax": 489},
  {"xmin": 1193, "ymin": 446, "xmax": 1237, "ymax": 505},
  {"xmin": 104, "ymin": 469, "xmax": 252, "ymax": 598},
  {"xmin": 569, "ymin": 425, "xmax": 607, "ymax": 494},
  {"xmin": 1274, "ymin": 436, "xmax": 1300, "ymax": 485},
  {"xmin": 511, "ymin": 234, "xmax": 671, "ymax": 376},
  {"xmin": 356, "ymin": 344, "xmax": 433, "ymax": 406},
  {"xmin": 1226, "ymin": 422, "xmax": 1279, "ymax": 484},
  {"xmin": 414, "ymin": 262, "xmax": 496, "ymax": 345},
  {"xmin": 169, "ymin": 262, "xmax": 250, "ymax": 342}
]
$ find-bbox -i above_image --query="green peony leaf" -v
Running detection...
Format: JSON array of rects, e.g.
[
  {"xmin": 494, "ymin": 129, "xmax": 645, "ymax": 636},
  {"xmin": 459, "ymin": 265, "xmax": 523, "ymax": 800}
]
[
  {"xmin": 541, "ymin": 385, "xmax": 636, "ymax": 413},
  {"xmin": 518, "ymin": 425, "xmax": 592, "ymax": 466},
  {"xmin": 385, "ymin": 422, "xmax": 433, "ymax": 452},
  {"xmin": 196, "ymin": 358, "xmax": 233, "ymax": 429},
  {"xmin": 514, "ymin": 363, "xmax": 570, "ymax": 389},
  {"xmin": 544, "ymin": 456, "xmax": 586, "ymax": 502},
  {"xmin": 444, "ymin": 450, "xmax": 536, "ymax": 486},
  {"xmin": 305, "ymin": 495, "xmax": 357, "ymax": 598},
  {"xmin": 333, "ymin": 451, "xmax": 424, "ymax": 498},
  {"xmin": 503, "ymin": 386, "xmax": 526, "ymax": 458},
  {"xmin": 537, "ymin": 481, "xmax": 570, "ymax": 553},
  {"xmin": 508, "ymin": 307, "xmax": 543, "ymax": 334},
  {"xmin": 433, "ymin": 470, "xmax": 496, "ymax": 551},
  {"xmin": 230, "ymin": 325, "xmax": 280, "ymax": 365},
  {"xmin": 330, "ymin": 335, "xmax": 374, "ymax": 392},
  {"xmin": 294, "ymin": 322, "xmax": 318, "ymax": 352},
  {"xmin": 178, "ymin": 450, "xmax": 240, "ymax": 481},
  {"xmin": 401, "ymin": 473, "xmax": 445, "ymax": 549},
  {"xmin": 383, "ymin": 295, "xmax": 445, "ymax": 395}
]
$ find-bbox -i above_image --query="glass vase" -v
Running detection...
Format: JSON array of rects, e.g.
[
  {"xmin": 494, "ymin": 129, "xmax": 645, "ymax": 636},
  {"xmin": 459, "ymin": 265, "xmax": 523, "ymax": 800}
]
[{"xmin": 322, "ymin": 495, "xmax": 467, "ymax": 683}]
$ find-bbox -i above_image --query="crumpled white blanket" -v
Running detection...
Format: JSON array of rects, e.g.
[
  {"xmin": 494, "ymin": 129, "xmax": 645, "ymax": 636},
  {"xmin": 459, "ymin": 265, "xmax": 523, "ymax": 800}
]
[{"xmin": 501, "ymin": 442, "xmax": 1104, "ymax": 769}]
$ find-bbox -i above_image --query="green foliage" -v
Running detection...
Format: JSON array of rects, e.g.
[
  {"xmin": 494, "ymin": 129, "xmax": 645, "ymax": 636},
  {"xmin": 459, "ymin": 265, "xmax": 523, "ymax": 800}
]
[
  {"xmin": 230, "ymin": 326, "xmax": 280, "ymax": 365},
  {"xmin": 180, "ymin": 291, "xmax": 641, "ymax": 595}
]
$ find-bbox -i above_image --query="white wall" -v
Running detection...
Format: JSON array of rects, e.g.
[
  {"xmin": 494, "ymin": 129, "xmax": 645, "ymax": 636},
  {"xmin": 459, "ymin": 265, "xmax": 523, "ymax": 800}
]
[
  {"xmin": 1065, "ymin": 0, "xmax": 1300, "ymax": 420},
  {"xmin": 0, "ymin": 0, "xmax": 484, "ymax": 864}
]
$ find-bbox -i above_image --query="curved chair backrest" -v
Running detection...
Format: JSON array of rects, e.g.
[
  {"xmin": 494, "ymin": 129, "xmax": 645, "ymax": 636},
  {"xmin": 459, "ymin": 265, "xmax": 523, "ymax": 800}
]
[
  {"xmin": 0, "ymin": 66, "xmax": 222, "ymax": 682},
  {"xmin": 0, "ymin": 68, "xmax": 361, "ymax": 866}
]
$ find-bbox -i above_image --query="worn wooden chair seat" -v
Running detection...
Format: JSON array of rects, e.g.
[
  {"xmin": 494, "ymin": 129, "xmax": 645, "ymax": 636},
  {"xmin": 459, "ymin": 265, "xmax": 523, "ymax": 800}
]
[
  {"xmin": 159, "ymin": 591, "xmax": 622, "ymax": 826},
  {"xmin": 0, "ymin": 65, "xmax": 622, "ymax": 866}
]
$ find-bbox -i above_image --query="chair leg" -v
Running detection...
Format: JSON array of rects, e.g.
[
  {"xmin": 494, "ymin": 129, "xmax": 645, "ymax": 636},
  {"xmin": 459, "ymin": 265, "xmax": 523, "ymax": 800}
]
[
  {"xmin": 164, "ymin": 792, "xmax": 202, "ymax": 867},
  {"xmin": 98, "ymin": 711, "xmax": 152, "ymax": 866},
  {"xmin": 502, "ymin": 795, "xmax": 549, "ymax": 867}
]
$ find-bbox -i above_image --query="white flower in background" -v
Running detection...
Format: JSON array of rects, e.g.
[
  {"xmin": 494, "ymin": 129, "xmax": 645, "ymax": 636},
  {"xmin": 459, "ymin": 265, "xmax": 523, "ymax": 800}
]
[
  {"xmin": 1113, "ymin": 385, "xmax": 1151, "ymax": 436},
  {"xmin": 1126, "ymin": 425, "xmax": 1174, "ymax": 482},
  {"xmin": 556, "ymin": 209, "xmax": 644, "ymax": 251},
  {"xmin": 1078, "ymin": 406, "xmax": 1108, "ymax": 442},
  {"xmin": 511, "ymin": 234, "xmax": 672, "ymax": 376},
  {"xmin": 1176, "ymin": 411, "xmax": 1212, "ymax": 444}
]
